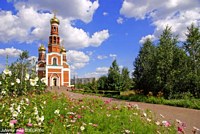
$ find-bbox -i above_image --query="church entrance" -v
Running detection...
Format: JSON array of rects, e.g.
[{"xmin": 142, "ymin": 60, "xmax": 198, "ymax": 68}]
[
  {"xmin": 53, "ymin": 78, "xmax": 57, "ymax": 86},
  {"xmin": 51, "ymin": 76, "xmax": 59, "ymax": 87}
]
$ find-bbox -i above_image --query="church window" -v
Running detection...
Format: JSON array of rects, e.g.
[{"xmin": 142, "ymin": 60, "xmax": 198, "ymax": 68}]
[{"xmin": 53, "ymin": 58, "xmax": 57, "ymax": 65}]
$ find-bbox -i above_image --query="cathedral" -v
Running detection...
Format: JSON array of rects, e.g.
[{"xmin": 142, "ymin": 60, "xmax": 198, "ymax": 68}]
[{"xmin": 36, "ymin": 14, "xmax": 70, "ymax": 87}]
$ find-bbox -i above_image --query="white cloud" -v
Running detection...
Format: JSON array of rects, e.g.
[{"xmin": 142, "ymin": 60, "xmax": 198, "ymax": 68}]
[
  {"xmin": 103, "ymin": 12, "xmax": 108, "ymax": 16},
  {"xmin": 120, "ymin": 0, "xmax": 200, "ymax": 41},
  {"xmin": 109, "ymin": 54, "xmax": 117, "ymax": 59},
  {"xmin": 0, "ymin": 1, "xmax": 109, "ymax": 49},
  {"xmin": 97, "ymin": 55, "xmax": 108, "ymax": 60},
  {"xmin": 139, "ymin": 34, "xmax": 156, "ymax": 44},
  {"xmin": 117, "ymin": 17, "xmax": 124, "ymax": 24},
  {"xmin": 28, "ymin": 56, "xmax": 38, "ymax": 65},
  {"xmin": 0, "ymin": 47, "xmax": 22, "ymax": 57},
  {"xmin": 96, "ymin": 67, "xmax": 109, "ymax": 74},
  {"xmin": 83, "ymin": 66, "xmax": 109, "ymax": 78},
  {"xmin": 18, "ymin": 0, "xmax": 99, "ymax": 23},
  {"xmin": 86, "ymin": 51, "xmax": 94, "ymax": 56},
  {"xmin": 67, "ymin": 50, "xmax": 89, "ymax": 70}
]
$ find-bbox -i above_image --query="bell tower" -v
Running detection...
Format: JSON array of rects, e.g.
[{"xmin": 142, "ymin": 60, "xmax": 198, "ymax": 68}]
[{"xmin": 48, "ymin": 13, "xmax": 60, "ymax": 53}]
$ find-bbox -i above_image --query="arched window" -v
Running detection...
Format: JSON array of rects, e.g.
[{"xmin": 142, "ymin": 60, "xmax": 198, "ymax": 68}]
[{"xmin": 53, "ymin": 58, "xmax": 57, "ymax": 65}]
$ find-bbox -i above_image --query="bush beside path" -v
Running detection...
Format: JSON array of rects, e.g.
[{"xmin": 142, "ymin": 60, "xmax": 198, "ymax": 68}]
[{"xmin": 49, "ymin": 89, "xmax": 200, "ymax": 134}]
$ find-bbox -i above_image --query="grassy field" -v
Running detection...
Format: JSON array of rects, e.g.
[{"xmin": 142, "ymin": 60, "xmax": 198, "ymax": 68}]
[{"xmin": 0, "ymin": 92, "xmax": 176, "ymax": 133}]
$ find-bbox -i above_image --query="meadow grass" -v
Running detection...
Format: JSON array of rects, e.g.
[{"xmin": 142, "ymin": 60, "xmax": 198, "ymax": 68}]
[{"xmin": 0, "ymin": 92, "xmax": 176, "ymax": 133}]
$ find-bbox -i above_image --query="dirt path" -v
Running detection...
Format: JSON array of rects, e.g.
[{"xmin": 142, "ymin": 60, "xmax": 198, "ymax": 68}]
[{"xmin": 50, "ymin": 89, "xmax": 200, "ymax": 133}]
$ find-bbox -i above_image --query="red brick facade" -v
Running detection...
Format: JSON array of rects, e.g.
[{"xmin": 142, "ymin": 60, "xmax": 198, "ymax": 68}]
[{"xmin": 37, "ymin": 15, "xmax": 70, "ymax": 87}]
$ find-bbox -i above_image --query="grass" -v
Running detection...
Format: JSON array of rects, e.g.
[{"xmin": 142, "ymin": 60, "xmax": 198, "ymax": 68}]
[
  {"xmin": 0, "ymin": 92, "xmax": 176, "ymax": 133},
  {"xmin": 73, "ymin": 89, "xmax": 200, "ymax": 110}
]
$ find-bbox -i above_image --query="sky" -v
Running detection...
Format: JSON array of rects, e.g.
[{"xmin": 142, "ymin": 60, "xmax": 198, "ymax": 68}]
[{"xmin": 0, "ymin": 0, "xmax": 200, "ymax": 78}]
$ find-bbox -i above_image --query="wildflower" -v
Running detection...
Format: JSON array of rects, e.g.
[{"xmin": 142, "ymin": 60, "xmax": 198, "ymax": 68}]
[
  {"xmin": 162, "ymin": 120, "xmax": 170, "ymax": 127},
  {"xmin": 125, "ymin": 129, "xmax": 130, "ymax": 134},
  {"xmin": 11, "ymin": 82, "xmax": 14, "ymax": 86},
  {"xmin": 16, "ymin": 78, "xmax": 20, "ymax": 84},
  {"xmin": 92, "ymin": 124, "xmax": 98, "ymax": 127},
  {"xmin": 25, "ymin": 73, "xmax": 29, "ymax": 80},
  {"xmin": 133, "ymin": 113, "xmax": 138, "ymax": 116},
  {"xmin": 43, "ymin": 101, "xmax": 46, "ymax": 104},
  {"xmin": 147, "ymin": 118, "xmax": 151, "ymax": 122},
  {"xmin": 54, "ymin": 109, "xmax": 60, "ymax": 115},
  {"xmin": 27, "ymin": 123, "xmax": 32, "ymax": 127},
  {"xmin": 10, "ymin": 120, "xmax": 17, "ymax": 124},
  {"xmin": 3, "ymin": 69, "xmax": 12, "ymax": 76},
  {"xmin": 30, "ymin": 79, "xmax": 37, "ymax": 86},
  {"xmin": 0, "ymin": 81, "xmax": 2, "ymax": 85},
  {"xmin": 34, "ymin": 77, "xmax": 39, "ymax": 82},
  {"xmin": 0, "ymin": 119, "xmax": 3, "ymax": 122},
  {"xmin": 77, "ymin": 115, "xmax": 82, "ymax": 119},
  {"xmin": 66, "ymin": 124, "xmax": 71, "ymax": 127},
  {"xmin": 16, "ymin": 128, "xmax": 25, "ymax": 134},
  {"xmin": 192, "ymin": 127, "xmax": 200, "ymax": 134},
  {"xmin": 67, "ymin": 112, "xmax": 75, "ymax": 115},
  {"xmin": 178, "ymin": 126, "xmax": 184, "ymax": 134},
  {"xmin": 41, "ymin": 77, "xmax": 46, "ymax": 84},
  {"xmin": 160, "ymin": 114, "xmax": 165, "ymax": 118},
  {"xmin": 40, "ymin": 116, "xmax": 44, "ymax": 122},
  {"xmin": 12, "ymin": 111, "xmax": 18, "ymax": 117},
  {"xmin": 176, "ymin": 119, "xmax": 181, "ymax": 124},
  {"xmin": 25, "ymin": 98, "xmax": 29, "ymax": 104},
  {"xmin": 107, "ymin": 114, "xmax": 111, "ymax": 117},
  {"xmin": 17, "ymin": 105, "xmax": 21, "ymax": 113},
  {"xmin": 80, "ymin": 126, "xmax": 85, "ymax": 131},
  {"xmin": 133, "ymin": 104, "xmax": 139, "ymax": 109},
  {"xmin": 143, "ymin": 112, "xmax": 147, "ymax": 117},
  {"xmin": 155, "ymin": 121, "xmax": 160, "ymax": 126},
  {"xmin": 1, "ymin": 90, "xmax": 6, "ymax": 95}
]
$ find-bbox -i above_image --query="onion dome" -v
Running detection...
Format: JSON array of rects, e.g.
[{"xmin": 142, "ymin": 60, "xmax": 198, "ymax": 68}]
[
  {"xmin": 60, "ymin": 46, "xmax": 66, "ymax": 53},
  {"xmin": 38, "ymin": 44, "xmax": 46, "ymax": 51},
  {"xmin": 50, "ymin": 16, "xmax": 60, "ymax": 25}
]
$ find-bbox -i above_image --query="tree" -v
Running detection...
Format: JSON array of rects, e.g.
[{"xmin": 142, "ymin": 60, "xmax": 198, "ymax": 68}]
[
  {"xmin": 133, "ymin": 38, "xmax": 156, "ymax": 94},
  {"xmin": 98, "ymin": 76, "xmax": 108, "ymax": 90},
  {"xmin": 184, "ymin": 24, "xmax": 200, "ymax": 97},
  {"xmin": 121, "ymin": 67, "xmax": 132, "ymax": 91},
  {"xmin": 107, "ymin": 60, "xmax": 121, "ymax": 91}
]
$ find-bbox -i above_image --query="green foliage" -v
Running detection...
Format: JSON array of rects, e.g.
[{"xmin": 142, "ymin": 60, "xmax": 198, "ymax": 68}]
[
  {"xmin": 133, "ymin": 24, "xmax": 200, "ymax": 98},
  {"xmin": 107, "ymin": 59, "xmax": 121, "ymax": 91},
  {"xmin": 97, "ymin": 76, "xmax": 108, "ymax": 90},
  {"xmin": 0, "ymin": 93, "xmax": 177, "ymax": 133},
  {"xmin": 121, "ymin": 67, "xmax": 132, "ymax": 91}
]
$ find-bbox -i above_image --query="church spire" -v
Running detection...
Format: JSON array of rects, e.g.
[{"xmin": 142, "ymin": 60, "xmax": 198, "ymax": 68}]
[{"xmin": 48, "ymin": 12, "xmax": 60, "ymax": 53}]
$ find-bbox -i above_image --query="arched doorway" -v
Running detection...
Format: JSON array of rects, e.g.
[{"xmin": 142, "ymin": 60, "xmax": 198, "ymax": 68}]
[{"xmin": 53, "ymin": 78, "xmax": 57, "ymax": 86}]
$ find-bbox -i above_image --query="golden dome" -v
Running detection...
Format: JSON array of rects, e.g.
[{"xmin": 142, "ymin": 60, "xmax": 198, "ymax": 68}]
[
  {"xmin": 38, "ymin": 45, "xmax": 46, "ymax": 51},
  {"xmin": 50, "ymin": 16, "xmax": 60, "ymax": 25},
  {"xmin": 60, "ymin": 46, "xmax": 66, "ymax": 53}
]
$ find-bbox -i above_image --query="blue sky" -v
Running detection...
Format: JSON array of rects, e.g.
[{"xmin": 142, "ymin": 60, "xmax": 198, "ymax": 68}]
[{"xmin": 0, "ymin": 0, "xmax": 200, "ymax": 78}]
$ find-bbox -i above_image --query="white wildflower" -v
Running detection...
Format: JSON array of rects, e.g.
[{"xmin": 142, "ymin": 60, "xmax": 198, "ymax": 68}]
[
  {"xmin": 147, "ymin": 118, "xmax": 151, "ymax": 122},
  {"xmin": 10, "ymin": 122, "xmax": 14, "ymax": 128},
  {"xmin": 25, "ymin": 73, "xmax": 29, "ymax": 80},
  {"xmin": 17, "ymin": 105, "xmax": 21, "ymax": 113},
  {"xmin": 160, "ymin": 114, "xmax": 165, "ymax": 118},
  {"xmin": 125, "ymin": 130, "xmax": 130, "ymax": 134},
  {"xmin": 143, "ymin": 112, "xmax": 147, "ymax": 117},
  {"xmin": 1, "ymin": 90, "xmax": 6, "ymax": 95},
  {"xmin": 11, "ymin": 82, "xmax": 15, "ymax": 86},
  {"xmin": 16, "ymin": 78, "xmax": 20, "ymax": 84},
  {"xmin": 40, "ymin": 116, "xmax": 44, "ymax": 122},
  {"xmin": 43, "ymin": 101, "xmax": 46, "ymax": 104},
  {"xmin": 0, "ymin": 81, "xmax": 1, "ymax": 85},
  {"xmin": 30, "ymin": 79, "xmax": 37, "ymax": 86},
  {"xmin": 80, "ymin": 126, "xmax": 85, "ymax": 131},
  {"xmin": 54, "ymin": 109, "xmax": 60, "ymax": 115},
  {"xmin": 0, "ymin": 119, "xmax": 3, "ymax": 122},
  {"xmin": 155, "ymin": 121, "xmax": 160, "ymax": 126},
  {"xmin": 41, "ymin": 78, "xmax": 47, "ymax": 84},
  {"xmin": 12, "ymin": 111, "xmax": 18, "ymax": 117},
  {"xmin": 34, "ymin": 77, "xmax": 39, "ymax": 82},
  {"xmin": 3, "ymin": 69, "xmax": 12, "ymax": 76}
]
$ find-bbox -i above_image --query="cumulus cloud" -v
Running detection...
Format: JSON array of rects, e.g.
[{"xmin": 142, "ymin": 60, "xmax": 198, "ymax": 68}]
[
  {"xmin": 67, "ymin": 50, "xmax": 90, "ymax": 70},
  {"xmin": 139, "ymin": 34, "xmax": 156, "ymax": 44},
  {"xmin": 109, "ymin": 54, "xmax": 117, "ymax": 59},
  {"xmin": 120, "ymin": 0, "xmax": 200, "ymax": 41},
  {"xmin": 97, "ymin": 55, "xmax": 108, "ymax": 60},
  {"xmin": 103, "ymin": 12, "xmax": 108, "ymax": 16},
  {"xmin": 83, "ymin": 66, "xmax": 109, "ymax": 78},
  {"xmin": 0, "ymin": 47, "xmax": 22, "ymax": 57},
  {"xmin": 18, "ymin": 0, "xmax": 99, "ymax": 23},
  {"xmin": 117, "ymin": 17, "xmax": 124, "ymax": 24},
  {"xmin": 0, "ymin": 1, "xmax": 109, "ymax": 49}
]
